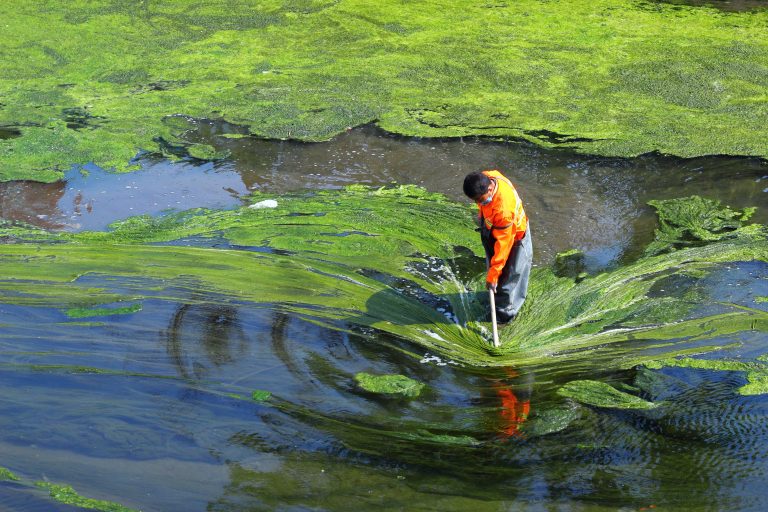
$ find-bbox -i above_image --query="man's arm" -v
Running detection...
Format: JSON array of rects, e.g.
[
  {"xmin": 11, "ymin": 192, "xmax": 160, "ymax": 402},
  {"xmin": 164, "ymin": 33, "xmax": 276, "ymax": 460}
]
[{"xmin": 486, "ymin": 224, "xmax": 517, "ymax": 288}]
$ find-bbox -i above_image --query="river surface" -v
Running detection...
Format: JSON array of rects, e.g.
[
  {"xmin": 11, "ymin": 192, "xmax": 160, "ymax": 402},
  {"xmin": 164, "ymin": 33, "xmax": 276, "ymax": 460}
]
[{"xmin": 1, "ymin": 126, "xmax": 767, "ymax": 511}]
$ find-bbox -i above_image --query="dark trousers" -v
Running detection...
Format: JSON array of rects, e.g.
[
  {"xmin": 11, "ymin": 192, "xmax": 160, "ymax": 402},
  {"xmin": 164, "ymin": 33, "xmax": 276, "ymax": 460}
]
[{"xmin": 481, "ymin": 227, "xmax": 533, "ymax": 322}]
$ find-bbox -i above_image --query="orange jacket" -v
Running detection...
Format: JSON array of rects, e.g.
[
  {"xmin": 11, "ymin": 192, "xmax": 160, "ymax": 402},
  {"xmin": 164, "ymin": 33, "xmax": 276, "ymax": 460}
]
[{"xmin": 478, "ymin": 170, "xmax": 528, "ymax": 285}]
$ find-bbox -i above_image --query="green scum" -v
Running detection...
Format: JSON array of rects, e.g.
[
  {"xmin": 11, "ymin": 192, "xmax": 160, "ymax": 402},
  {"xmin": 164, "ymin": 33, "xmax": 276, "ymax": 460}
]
[{"xmin": 2, "ymin": 0, "xmax": 768, "ymax": 181}]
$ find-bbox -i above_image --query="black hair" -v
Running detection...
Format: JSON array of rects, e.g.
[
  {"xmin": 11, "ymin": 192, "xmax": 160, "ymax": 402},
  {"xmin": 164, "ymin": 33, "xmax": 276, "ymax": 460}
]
[{"xmin": 463, "ymin": 171, "xmax": 491, "ymax": 199}]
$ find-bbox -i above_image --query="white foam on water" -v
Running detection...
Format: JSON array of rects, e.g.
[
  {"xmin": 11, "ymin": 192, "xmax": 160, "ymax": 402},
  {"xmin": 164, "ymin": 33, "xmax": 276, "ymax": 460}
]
[
  {"xmin": 249, "ymin": 199, "xmax": 279, "ymax": 209},
  {"xmin": 419, "ymin": 352, "xmax": 461, "ymax": 367}
]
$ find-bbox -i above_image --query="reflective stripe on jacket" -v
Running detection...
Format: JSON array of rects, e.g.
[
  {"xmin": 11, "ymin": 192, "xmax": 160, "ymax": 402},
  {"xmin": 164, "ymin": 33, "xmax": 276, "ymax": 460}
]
[{"xmin": 479, "ymin": 170, "xmax": 528, "ymax": 285}]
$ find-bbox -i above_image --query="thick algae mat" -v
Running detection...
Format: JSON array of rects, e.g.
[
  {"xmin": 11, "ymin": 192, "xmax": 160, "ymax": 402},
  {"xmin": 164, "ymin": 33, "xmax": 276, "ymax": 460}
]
[
  {"xmin": 2, "ymin": 0, "xmax": 768, "ymax": 181},
  {"xmin": 1, "ymin": 187, "xmax": 766, "ymax": 374}
]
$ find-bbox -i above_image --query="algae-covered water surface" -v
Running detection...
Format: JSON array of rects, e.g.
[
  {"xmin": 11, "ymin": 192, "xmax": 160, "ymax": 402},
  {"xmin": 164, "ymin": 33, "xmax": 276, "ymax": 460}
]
[
  {"xmin": 2, "ymin": 0, "xmax": 768, "ymax": 510},
  {"xmin": 0, "ymin": 138, "xmax": 767, "ymax": 510},
  {"xmin": 2, "ymin": 0, "xmax": 768, "ymax": 181}
]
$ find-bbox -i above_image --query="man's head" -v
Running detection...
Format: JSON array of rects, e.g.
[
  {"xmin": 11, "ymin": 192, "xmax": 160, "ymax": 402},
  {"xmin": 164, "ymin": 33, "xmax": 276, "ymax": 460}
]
[{"xmin": 463, "ymin": 171, "xmax": 493, "ymax": 204}]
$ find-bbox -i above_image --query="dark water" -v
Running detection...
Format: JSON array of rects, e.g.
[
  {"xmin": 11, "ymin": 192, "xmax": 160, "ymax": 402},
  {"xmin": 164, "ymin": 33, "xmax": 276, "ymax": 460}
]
[{"xmin": 1, "ymin": 127, "xmax": 768, "ymax": 511}]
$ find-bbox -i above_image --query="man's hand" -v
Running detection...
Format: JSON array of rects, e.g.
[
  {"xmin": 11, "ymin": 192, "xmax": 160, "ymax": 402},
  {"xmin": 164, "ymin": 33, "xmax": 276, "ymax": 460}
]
[{"xmin": 486, "ymin": 281, "xmax": 497, "ymax": 293}]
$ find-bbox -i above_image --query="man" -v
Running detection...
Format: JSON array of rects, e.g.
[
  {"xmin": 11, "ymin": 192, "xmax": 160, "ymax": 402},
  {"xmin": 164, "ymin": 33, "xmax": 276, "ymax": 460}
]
[{"xmin": 463, "ymin": 169, "xmax": 532, "ymax": 323}]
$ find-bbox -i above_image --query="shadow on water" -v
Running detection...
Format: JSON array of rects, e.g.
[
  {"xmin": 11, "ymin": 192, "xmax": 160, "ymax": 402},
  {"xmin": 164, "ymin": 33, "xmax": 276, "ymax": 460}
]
[{"xmin": 166, "ymin": 303, "xmax": 248, "ymax": 380}]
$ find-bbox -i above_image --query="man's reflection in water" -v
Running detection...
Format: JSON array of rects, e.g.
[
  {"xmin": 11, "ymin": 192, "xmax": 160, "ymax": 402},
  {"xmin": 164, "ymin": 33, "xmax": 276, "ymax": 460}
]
[
  {"xmin": 166, "ymin": 304, "xmax": 247, "ymax": 379},
  {"xmin": 493, "ymin": 367, "xmax": 532, "ymax": 438}
]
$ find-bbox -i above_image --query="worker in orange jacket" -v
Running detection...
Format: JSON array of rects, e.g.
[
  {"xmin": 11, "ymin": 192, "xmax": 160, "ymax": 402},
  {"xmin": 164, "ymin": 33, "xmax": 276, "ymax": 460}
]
[{"xmin": 463, "ymin": 169, "xmax": 532, "ymax": 323}]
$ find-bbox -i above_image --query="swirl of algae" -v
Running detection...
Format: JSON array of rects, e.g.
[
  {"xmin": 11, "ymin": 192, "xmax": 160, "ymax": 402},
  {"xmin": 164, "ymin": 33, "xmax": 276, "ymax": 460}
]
[
  {"xmin": 2, "ymin": 0, "xmax": 768, "ymax": 181},
  {"xmin": 0, "ymin": 187, "xmax": 766, "ymax": 381}
]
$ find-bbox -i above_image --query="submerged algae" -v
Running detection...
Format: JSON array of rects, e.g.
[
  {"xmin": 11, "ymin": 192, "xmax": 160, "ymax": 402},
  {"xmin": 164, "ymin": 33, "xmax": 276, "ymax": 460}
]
[
  {"xmin": 251, "ymin": 389, "xmax": 273, "ymax": 402},
  {"xmin": 35, "ymin": 482, "xmax": 137, "ymax": 512},
  {"xmin": 521, "ymin": 405, "xmax": 582, "ymax": 437},
  {"xmin": 355, "ymin": 372, "xmax": 425, "ymax": 398},
  {"xmin": 558, "ymin": 380, "xmax": 659, "ymax": 410},
  {"xmin": 2, "ymin": 1, "xmax": 768, "ymax": 181}
]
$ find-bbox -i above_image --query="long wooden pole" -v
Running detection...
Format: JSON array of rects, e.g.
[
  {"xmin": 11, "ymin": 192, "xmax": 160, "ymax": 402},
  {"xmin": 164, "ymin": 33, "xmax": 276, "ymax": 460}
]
[{"xmin": 489, "ymin": 289, "xmax": 500, "ymax": 348}]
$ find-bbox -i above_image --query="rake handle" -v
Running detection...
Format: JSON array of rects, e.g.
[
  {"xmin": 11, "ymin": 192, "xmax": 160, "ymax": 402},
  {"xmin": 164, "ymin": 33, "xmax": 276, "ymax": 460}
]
[{"xmin": 489, "ymin": 289, "xmax": 500, "ymax": 348}]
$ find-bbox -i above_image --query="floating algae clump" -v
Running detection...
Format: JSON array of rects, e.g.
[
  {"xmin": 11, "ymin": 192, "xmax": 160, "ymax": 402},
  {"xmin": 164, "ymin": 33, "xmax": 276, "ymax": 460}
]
[
  {"xmin": 65, "ymin": 303, "xmax": 142, "ymax": 318},
  {"xmin": 0, "ymin": 466, "xmax": 19, "ymax": 481},
  {"xmin": 2, "ymin": 1, "xmax": 768, "ymax": 181},
  {"xmin": 741, "ymin": 370, "xmax": 768, "ymax": 396},
  {"xmin": 645, "ymin": 196, "xmax": 763, "ymax": 256},
  {"xmin": 34, "ymin": 482, "xmax": 137, "ymax": 512},
  {"xmin": 355, "ymin": 372, "xmax": 425, "ymax": 398},
  {"xmin": 251, "ymin": 390, "xmax": 273, "ymax": 402},
  {"xmin": 558, "ymin": 380, "xmax": 658, "ymax": 410}
]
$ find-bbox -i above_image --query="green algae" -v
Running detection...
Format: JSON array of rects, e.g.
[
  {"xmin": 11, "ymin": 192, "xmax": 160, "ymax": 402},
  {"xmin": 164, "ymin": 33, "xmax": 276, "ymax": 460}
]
[
  {"xmin": 251, "ymin": 389, "xmax": 273, "ymax": 401},
  {"xmin": 2, "ymin": 1, "xmax": 768, "ymax": 181},
  {"xmin": 757, "ymin": 296, "xmax": 768, "ymax": 303},
  {"xmin": 521, "ymin": 405, "xmax": 582, "ymax": 437},
  {"xmin": 0, "ymin": 466, "xmax": 20, "ymax": 481},
  {"xmin": 495, "ymin": 193, "xmax": 767, "ymax": 369},
  {"xmin": 644, "ymin": 357, "xmax": 757, "ymax": 372},
  {"xmin": 0, "ymin": 190, "xmax": 765, "ymax": 375},
  {"xmin": 740, "ymin": 370, "xmax": 768, "ymax": 396},
  {"xmin": 65, "ymin": 303, "xmax": 142, "ymax": 318},
  {"xmin": 186, "ymin": 143, "xmax": 230, "ymax": 161},
  {"xmin": 355, "ymin": 372, "xmax": 425, "ymax": 398},
  {"xmin": 558, "ymin": 380, "xmax": 659, "ymax": 410},
  {"xmin": 0, "ymin": 186, "xmax": 493, "ymax": 363},
  {"xmin": 34, "ymin": 482, "xmax": 137, "ymax": 512},
  {"xmin": 553, "ymin": 249, "xmax": 586, "ymax": 280},
  {"xmin": 404, "ymin": 429, "xmax": 479, "ymax": 447},
  {"xmin": 643, "ymin": 356, "xmax": 768, "ymax": 396},
  {"xmin": 645, "ymin": 196, "xmax": 763, "ymax": 256}
]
